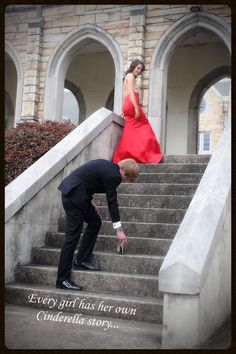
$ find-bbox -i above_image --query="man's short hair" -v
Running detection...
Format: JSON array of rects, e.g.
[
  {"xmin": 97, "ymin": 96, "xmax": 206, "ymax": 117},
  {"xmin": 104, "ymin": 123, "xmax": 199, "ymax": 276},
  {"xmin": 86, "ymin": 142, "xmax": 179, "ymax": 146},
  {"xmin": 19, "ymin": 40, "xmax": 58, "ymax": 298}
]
[{"xmin": 118, "ymin": 158, "xmax": 139, "ymax": 181}]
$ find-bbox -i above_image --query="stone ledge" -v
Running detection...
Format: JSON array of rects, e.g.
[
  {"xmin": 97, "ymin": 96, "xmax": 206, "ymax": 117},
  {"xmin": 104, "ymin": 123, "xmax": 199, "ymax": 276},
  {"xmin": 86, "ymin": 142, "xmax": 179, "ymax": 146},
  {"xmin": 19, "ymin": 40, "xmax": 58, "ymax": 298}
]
[{"xmin": 28, "ymin": 17, "xmax": 44, "ymax": 29}]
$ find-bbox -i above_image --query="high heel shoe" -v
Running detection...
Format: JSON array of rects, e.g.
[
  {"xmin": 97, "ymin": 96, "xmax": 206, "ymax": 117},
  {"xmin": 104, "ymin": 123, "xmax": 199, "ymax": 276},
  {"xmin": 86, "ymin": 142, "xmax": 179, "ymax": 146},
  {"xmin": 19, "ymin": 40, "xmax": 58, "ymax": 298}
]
[{"xmin": 117, "ymin": 243, "xmax": 125, "ymax": 254}]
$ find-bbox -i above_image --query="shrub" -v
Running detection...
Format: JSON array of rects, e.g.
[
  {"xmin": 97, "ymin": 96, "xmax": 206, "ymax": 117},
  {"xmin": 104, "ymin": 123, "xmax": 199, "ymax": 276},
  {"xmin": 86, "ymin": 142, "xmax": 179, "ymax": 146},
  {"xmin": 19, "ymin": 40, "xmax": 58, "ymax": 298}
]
[{"xmin": 5, "ymin": 121, "xmax": 76, "ymax": 186}]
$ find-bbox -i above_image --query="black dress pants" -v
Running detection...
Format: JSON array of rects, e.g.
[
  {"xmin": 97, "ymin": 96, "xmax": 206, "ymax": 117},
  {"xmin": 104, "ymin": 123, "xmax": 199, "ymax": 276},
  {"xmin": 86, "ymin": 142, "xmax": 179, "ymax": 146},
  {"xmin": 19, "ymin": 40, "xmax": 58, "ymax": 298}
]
[{"xmin": 57, "ymin": 194, "xmax": 102, "ymax": 283}]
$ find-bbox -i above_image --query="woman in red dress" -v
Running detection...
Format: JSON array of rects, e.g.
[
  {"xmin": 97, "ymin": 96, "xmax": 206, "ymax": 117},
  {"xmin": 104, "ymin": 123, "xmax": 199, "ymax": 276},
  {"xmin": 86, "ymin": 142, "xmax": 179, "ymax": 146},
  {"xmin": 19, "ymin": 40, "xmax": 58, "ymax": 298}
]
[{"xmin": 113, "ymin": 59, "xmax": 163, "ymax": 164}]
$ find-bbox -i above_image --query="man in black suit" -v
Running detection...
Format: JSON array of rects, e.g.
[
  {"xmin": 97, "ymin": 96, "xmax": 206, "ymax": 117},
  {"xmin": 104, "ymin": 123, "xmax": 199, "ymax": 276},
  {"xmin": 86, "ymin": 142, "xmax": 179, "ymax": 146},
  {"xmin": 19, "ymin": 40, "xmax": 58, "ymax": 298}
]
[{"xmin": 56, "ymin": 158, "xmax": 139, "ymax": 290}]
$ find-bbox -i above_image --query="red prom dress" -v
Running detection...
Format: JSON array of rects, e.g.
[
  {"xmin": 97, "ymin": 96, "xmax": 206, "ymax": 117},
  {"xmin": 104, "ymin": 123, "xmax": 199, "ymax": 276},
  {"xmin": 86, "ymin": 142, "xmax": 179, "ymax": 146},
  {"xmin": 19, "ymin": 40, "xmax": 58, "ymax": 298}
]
[{"xmin": 113, "ymin": 92, "xmax": 163, "ymax": 163}]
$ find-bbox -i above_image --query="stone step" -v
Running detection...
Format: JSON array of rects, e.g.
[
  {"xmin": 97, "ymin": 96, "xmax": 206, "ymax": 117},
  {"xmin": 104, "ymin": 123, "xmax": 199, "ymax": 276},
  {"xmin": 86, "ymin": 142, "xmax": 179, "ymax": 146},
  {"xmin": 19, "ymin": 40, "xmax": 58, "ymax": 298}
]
[
  {"xmin": 6, "ymin": 153, "xmax": 209, "ymax": 334},
  {"xmin": 59, "ymin": 207, "xmax": 185, "ymax": 225},
  {"xmin": 162, "ymin": 154, "xmax": 211, "ymax": 163},
  {"xmin": 46, "ymin": 233, "xmax": 172, "ymax": 256},
  {"xmin": 59, "ymin": 220, "xmax": 179, "ymax": 239},
  {"xmin": 95, "ymin": 194, "xmax": 192, "ymax": 209},
  {"xmin": 117, "ymin": 183, "xmax": 198, "ymax": 195},
  {"xmin": 99, "ymin": 207, "xmax": 186, "ymax": 224},
  {"xmin": 5, "ymin": 283, "xmax": 163, "ymax": 323},
  {"xmin": 94, "ymin": 236, "xmax": 171, "ymax": 256},
  {"xmin": 32, "ymin": 248, "xmax": 164, "ymax": 276},
  {"xmin": 15, "ymin": 265, "xmax": 161, "ymax": 297},
  {"xmin": 138, "ymin": 163, "xmax": 207, "ymax": 173},
  {"xmin": 137, "ymin": 172, "xmax": 202, "ymax": 184},
  {"xmin": 92, "ymin": 252, "xmax": 163, "ymax": 276}
]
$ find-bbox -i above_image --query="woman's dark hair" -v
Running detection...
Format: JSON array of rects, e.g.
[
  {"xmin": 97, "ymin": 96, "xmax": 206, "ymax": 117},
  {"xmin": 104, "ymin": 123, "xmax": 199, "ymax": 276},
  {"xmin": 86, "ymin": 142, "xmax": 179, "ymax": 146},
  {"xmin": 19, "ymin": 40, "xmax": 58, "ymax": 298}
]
[{"xmin": 124, "ymin": 59, "xmax": 145, "ymax": 78}]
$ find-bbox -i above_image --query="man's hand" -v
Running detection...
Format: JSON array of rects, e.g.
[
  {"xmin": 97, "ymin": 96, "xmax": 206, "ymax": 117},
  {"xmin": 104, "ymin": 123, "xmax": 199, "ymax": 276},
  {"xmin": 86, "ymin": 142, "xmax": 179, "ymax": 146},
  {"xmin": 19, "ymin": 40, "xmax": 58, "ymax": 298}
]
[
  {"xmin": 91, "ymin": 199, "xmax": 99, "ymax": 214},
  {"xmin": 116, "ymin": 227, "xmax": 128, "ymax": 245}
]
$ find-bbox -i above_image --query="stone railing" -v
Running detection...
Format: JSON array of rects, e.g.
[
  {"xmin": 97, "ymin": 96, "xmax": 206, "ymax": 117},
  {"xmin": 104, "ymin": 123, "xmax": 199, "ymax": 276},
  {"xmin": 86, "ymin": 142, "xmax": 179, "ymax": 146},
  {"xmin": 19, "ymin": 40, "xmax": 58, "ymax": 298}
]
[
  {"xmin": 159, "ymin": 119, "xmax": 231, "ymax": 348},
  {"xmin": 5, "ymin": 108, "xmax": 124, "ymax": 283}
]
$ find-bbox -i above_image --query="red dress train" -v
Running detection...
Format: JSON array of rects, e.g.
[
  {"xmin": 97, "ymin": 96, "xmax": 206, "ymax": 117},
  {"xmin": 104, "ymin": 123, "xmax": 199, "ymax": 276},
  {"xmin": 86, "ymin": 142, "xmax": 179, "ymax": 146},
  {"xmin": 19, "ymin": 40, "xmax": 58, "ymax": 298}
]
[{"xmin": 113, "ymin": 93, "xmax": 163, "ymax": 164}]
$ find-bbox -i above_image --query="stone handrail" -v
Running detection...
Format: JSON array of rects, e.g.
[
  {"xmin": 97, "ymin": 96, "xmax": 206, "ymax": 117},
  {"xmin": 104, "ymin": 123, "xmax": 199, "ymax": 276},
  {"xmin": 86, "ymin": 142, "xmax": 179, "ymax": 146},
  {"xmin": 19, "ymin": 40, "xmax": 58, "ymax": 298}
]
[
  {"xmin": 159, "ymin": 117, "xmax": 231, "ymax": 348},
  {"xmin": 5, "ymin": 108, "xmax": 124, "ymax": 283},
  {"xmin": 5, "ymin": 108, "xmax": 123, "ymax": 223},
  {"xmin": 159, "ymin": 119, "xmax": 231, "ymax": 294}
]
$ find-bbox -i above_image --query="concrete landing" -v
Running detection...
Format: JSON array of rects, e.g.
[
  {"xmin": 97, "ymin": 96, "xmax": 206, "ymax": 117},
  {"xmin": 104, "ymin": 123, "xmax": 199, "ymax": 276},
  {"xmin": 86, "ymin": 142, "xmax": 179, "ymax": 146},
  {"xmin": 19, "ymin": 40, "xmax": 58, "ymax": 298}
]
[
  {"xmin": 5, "ymin": 304, "xmax": 162, "ymax": 349},
  {"xmin": 5, "ymin": 304, "xmax": 231, "ymax": 350}
]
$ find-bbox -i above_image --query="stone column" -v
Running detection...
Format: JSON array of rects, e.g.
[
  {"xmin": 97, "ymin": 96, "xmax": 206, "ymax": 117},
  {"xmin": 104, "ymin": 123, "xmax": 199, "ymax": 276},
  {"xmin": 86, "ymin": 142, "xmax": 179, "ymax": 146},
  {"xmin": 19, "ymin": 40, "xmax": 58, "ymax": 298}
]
[
  {"xmin": 21, "ymin": 7, "xmax": 44, "ymax": 122},
  {"xmin": 128, "ymin": 5, "xmax": 147, "ymax": 62},
  {"xmin": 127, "ymin": 5, "xmax": 147, "ymax": 103}
]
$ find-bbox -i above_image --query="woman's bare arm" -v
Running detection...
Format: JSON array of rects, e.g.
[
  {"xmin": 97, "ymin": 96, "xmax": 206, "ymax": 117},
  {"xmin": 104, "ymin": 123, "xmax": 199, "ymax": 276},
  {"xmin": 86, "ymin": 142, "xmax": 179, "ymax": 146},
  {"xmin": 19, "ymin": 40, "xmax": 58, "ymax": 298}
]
[{"xmin": 125, "ymin": 73, "xmax": 140, "ymax": 118}]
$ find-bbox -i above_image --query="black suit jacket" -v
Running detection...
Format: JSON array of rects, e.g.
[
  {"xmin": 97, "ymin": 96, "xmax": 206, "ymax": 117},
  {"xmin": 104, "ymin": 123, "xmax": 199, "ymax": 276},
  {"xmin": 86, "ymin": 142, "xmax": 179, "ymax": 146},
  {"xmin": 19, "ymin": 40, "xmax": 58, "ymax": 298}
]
[{"xmin": 58, "ymin": 159, "xmax": 122, "ymax": 223}]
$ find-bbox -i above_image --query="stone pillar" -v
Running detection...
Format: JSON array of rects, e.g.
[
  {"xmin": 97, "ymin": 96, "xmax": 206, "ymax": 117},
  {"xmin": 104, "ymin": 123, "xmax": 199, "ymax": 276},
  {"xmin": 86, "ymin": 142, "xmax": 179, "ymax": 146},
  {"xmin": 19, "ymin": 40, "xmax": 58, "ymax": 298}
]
[
  {"xmin": 128, "ymin": 5, "xmax": 147, "ymax": 62},
  {"xmin": 127, "ymin": 5, "xmax": 147, "ymax": 103},
  {"xmin": 21, "ymin": 8, "xmax": 44, "ymax": 122}
]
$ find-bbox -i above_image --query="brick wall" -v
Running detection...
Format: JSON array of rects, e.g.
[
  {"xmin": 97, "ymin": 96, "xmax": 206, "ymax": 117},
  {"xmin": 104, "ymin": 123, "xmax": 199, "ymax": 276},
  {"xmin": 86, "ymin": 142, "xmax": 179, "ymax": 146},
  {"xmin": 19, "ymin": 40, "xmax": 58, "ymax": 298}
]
[
  {"xmin": 199, "ymin": 87, "xmax": 228, "ymax": 152},
  {"xmin": 5, "ymin": 4, "xmax": 231, "ymax": 121}
]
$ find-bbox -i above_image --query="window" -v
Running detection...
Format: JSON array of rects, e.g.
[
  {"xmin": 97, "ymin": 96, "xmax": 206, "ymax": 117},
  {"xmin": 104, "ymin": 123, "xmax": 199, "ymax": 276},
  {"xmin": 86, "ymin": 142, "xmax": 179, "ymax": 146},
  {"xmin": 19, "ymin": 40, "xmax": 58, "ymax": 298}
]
[
  {"xmin": 198, "ymin": 132, "xmax": 211, "ymax": 154},
  {"xmin": 199, "ymin": 98, "xmax": 207, "ymax": 114}
]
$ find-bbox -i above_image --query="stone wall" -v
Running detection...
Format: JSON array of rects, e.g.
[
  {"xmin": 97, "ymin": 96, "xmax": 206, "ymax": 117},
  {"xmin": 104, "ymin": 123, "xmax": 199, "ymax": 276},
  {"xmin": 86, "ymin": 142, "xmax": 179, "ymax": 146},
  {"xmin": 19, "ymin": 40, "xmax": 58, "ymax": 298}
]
[
  {"xmin": 199, "ymin": 87, "xmax": 228, "ymax": 152},
  {"xmin": 5, "ymin": 4, "xmax": 231, "ymax": 122}
]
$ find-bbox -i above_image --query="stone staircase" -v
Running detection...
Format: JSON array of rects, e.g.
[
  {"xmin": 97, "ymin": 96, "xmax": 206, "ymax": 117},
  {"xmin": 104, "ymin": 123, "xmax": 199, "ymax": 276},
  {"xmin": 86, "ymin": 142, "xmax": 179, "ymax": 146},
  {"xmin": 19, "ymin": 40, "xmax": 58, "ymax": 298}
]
[{"xmin": 5, "ymin": 155, "xmax": 210, "ymax": 346}]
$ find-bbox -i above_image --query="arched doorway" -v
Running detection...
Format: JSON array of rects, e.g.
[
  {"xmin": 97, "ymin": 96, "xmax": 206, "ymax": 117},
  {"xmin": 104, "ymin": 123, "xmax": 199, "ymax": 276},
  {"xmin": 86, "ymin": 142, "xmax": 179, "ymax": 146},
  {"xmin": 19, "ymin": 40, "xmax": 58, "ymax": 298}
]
[
  {"xmin": 148, "ymin": 11, "xmax": 231, "ymax": 153},
  {"xmin": 44, "ymin": 24, "xmax": 123, "ymax": 122},
  {"xmin": 188, "ymin": 66, "xmax": 231, "ymax": 153},
  {"xmin": 63, "ymin": 80, "xmax": 86, "ymax": 125},
  {"xmin": 197, "ymin": 77, "xmax": 230, "ymax": 154},
  {"xmin": 65, "ymin": 40, "xmax": 114, "ymax": 121},
  {"xmin": 5, "ymin": 52, "xmax": 16, "ymax": 129},
  {"xmin": 5, "ymin": 91, "xmax": 15, "ymax": 129},
  {"xmin": 5, "ymin": 42, "xmax": 24, "ymax": 127},
  {"xmin": 166, "ymin": 30, "xmax": 230, "ymax": 154}
]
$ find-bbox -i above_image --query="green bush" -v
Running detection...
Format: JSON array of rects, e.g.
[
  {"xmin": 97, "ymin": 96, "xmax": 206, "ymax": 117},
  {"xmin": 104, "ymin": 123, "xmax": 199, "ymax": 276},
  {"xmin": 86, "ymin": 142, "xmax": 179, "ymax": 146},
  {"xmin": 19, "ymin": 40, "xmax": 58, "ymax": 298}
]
[{"xmin": 5, "ymin": 121, "xmax": 76, "ymax": 186}]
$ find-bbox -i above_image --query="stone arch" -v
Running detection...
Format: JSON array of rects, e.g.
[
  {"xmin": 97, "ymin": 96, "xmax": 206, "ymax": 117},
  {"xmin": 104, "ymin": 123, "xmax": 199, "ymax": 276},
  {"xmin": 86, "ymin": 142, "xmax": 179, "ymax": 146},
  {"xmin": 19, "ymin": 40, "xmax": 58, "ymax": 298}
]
[
  {"xmin": 64, "ymin": 79, "xmax": 86, "ymax": 124},
  {"xmin": 44, "ymin": 24, "xmax": 123, "ymax": 121},
  {"xmin": 5, "ymin": 40, "xmax": 24, "ymax": 126},
  {"xmin": 188, "ymin": 65, "xmax": 231, "ymax": 153},
  {"xmin": 5, "ymin": 91, "xmax": 15, "ymax": 129},
  {"xmin": 148, "ymin": 11, "xmax": 231, "ymax": 152}
]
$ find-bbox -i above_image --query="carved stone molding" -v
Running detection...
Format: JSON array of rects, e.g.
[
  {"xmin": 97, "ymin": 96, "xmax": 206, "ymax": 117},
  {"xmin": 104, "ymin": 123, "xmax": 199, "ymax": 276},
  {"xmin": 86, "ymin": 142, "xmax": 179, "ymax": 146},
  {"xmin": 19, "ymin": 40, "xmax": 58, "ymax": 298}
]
[
  {"xmin": 5, "ymin": 40, "xmax": 24, "ymax": 126},
  {"xmin": 148, "ymin": 11, "xmax": 231, "ymax": 149},
  {"xmin": 44, "ymin": 24, "xmax": 123, "ymax": 121}
]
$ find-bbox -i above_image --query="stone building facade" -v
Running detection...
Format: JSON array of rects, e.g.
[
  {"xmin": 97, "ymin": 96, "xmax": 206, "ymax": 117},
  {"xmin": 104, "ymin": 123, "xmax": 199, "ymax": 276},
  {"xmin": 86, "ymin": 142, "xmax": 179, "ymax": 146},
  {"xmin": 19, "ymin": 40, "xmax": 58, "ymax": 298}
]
[
  {"xmin": 198, "ymin": 80, "xmax": 230, "ymax": 154},
  {"xmin": 5, "ymin": 4, "xmax": 231, "ymax": 154}
]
